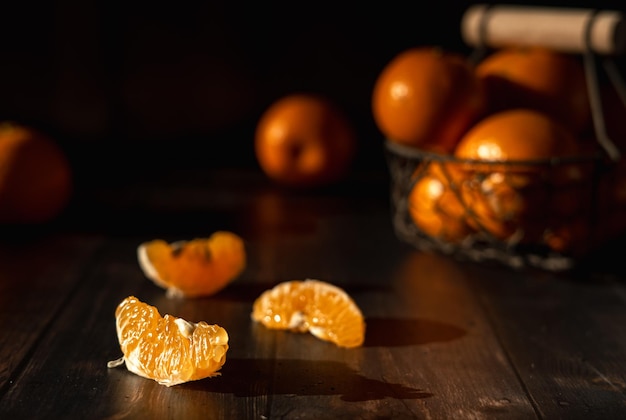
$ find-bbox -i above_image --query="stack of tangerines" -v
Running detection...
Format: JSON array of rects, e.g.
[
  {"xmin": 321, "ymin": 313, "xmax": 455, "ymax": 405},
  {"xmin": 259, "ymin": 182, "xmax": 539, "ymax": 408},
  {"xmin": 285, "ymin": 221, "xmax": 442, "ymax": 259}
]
[{"xmin": 373, "ymin": 45, "xmax": 626, "ymax": 265}]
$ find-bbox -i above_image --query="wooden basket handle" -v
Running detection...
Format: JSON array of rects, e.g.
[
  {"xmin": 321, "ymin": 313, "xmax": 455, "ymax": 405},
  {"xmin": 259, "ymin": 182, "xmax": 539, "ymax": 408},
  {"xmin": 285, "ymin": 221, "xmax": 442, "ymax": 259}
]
[{"xmin": 462, "ymin": 4, "xmax": 626, "ymax": 55}]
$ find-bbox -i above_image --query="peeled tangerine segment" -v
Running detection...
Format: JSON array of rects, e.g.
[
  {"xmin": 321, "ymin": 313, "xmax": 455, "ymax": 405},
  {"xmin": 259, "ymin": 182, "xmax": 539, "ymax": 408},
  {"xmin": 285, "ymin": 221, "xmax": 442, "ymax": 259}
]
[
  {"xmin": 137, "ymin": 231, "xmax": 246, "ymax": 298},
  {"xmin": 108, "ymin": 296, "xmax": 229, "ymax": 386},
  {"xmin": 251, "ymin": 279, "xmax": 366, "ymax": 348}
]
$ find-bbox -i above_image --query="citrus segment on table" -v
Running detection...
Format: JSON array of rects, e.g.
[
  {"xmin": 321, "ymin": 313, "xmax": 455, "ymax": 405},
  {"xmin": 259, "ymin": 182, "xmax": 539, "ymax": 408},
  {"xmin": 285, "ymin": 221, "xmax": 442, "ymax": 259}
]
[
  {"xmin": 251, "ymin": 279, "xmax": 365, "ymax": 348},
  {"xmin": 108, "ymin": 296, "xmax": 229, "ymax": 386},
  {"xmin": 137, "ymin": 231, "xmax": 246, "ymax": 298}
]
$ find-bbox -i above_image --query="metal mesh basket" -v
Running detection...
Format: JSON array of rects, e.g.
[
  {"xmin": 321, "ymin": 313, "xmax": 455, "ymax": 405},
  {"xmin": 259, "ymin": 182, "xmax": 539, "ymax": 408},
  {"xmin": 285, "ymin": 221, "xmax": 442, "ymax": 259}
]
[
  {"xmin": 384, "ymin": 5, "xmax": 626, "ymax": 271},
  {"xmin": 385, "ymin": 141, "xmax": 619, "ymax": 271}
]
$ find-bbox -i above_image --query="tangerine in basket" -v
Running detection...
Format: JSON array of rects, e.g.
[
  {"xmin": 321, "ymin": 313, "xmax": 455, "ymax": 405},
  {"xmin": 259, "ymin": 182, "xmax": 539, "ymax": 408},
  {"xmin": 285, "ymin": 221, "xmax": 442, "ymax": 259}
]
[
  {"xmin": 372, "ymin": 46, "xmax": 485, "ymax": 154},
  {"xmin": 595, "ymin": 162, "xmax": 626, "ymax": 243},
  {"xmin": 454, "ymin": 109, "xmax": 585, "ymax": 243},
  {"xmin": 0, "ymin": 122, "xmax": 72, "ymax": 224},
  {"xmin": 543, "ymin": 218, "xmax": 594, "ymax": 256},
  {"xmin": 254, "ymin": 93, "xmax": 356, "ymax": 188},
  {"xmin": 475, "ymin": 47, "xmax": 590, "ymax": 133},
  {"xmin": 251, "ymin": 279, "xmax": 365, "ymax": 348},
  {"xmin": 108, "ymin": 296, "xmax": 229, "ymax": 386},
  {"xmin": 137, "ymin": 231, "xmax": 246, "ymax": 298},
  {"xmin": 408, "ymin": 162, "xmax": 475, "ymax": 243},
  {"xmin": 590, "ymin": 85, "xmax": 626, "ymax": 243}
]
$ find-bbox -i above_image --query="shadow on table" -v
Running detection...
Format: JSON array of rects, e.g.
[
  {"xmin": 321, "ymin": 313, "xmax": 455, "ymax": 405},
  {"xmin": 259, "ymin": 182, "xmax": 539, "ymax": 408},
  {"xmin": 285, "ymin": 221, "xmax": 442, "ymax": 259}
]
[
  {"xmin": 189, "ymin": 358, "xmax": 434, "ymax": 402},
  {"xmin": 363, "ymin": 317, "xmax": 466, "ymax": 347},
  {"xmin": 216, "ymin": 282, "xmax": 393, "ymax": 303}
]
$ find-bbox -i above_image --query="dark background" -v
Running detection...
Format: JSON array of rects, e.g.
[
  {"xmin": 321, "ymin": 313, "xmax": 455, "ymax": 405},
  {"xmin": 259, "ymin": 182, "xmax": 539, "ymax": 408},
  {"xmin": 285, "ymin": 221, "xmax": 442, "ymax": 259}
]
[{"xmin": 1, "ymin": 0, "xmax": 625, "ymax": 191}]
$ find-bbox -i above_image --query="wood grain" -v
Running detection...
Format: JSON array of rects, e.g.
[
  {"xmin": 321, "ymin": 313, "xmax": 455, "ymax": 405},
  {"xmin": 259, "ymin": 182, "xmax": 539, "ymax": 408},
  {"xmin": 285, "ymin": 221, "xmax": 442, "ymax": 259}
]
[
  {"xmin": 1, "ymin": 169, "xmax": 625, "ymax": 418},
  {"xmin": 0, "ymin": 234, "xmax": 103, "ymax": 394},
  {"xmin": 467, "ymin": 263, "xmax": 626, "ymax": 418}
]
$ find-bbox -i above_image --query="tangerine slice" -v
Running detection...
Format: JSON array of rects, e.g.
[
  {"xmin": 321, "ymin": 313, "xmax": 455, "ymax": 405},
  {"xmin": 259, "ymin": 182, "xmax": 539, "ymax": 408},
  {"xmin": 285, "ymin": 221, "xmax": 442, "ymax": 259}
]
[
  {"xmin": 137, "ymin": 231, "xmax": 246, "ymax": 298},
  {"xmin": 107, "ymin": 296, "xmax": 229, "ymax": 386},
  {"xmin": 251, "ymin": 279, "xmax": 365, "ymax": 348}
]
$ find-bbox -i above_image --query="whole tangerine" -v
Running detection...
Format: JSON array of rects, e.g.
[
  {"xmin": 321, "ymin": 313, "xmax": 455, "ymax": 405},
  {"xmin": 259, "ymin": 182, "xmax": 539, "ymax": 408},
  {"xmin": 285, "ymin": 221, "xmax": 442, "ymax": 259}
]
[
  {"xmin": 408, "ymin": 162, "xmax": 474, "ymax": 243},
  {"xmin": 475, "ymin": 47, "xmax": 590, "ymax": 134},
  {"xmin": 0, "ymin": 122, "xmax": 73, "ymax": 224},
  {"xmin": 595, "ymin": 159, "xmax": 626, "ymax": 244},
  {"xmin": 455, "ymin": 109, "xmax": 581, "ymax": 162},
  {"xmin": 590, "ymin": 85, "xmax": 626, "ymax": 244},
  {"xmin": 254, "ymin": 93, "xmax": 356, "ymax": 188},
  {"xmin": 454, "ymin": 109, "xmax": 584, "ymax": 242},
  {"xmin": 543, "ymin": 218, "xmax": 594, "ymax": 256},
  {"xmin": 372, "ymin": 46, "xmax": 485, "ymax": 154}
]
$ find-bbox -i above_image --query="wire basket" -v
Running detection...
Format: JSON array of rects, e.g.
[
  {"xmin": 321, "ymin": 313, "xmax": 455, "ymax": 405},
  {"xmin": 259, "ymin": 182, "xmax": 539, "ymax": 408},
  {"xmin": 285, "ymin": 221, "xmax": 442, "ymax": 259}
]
[
  {"xmin": 384, "ymin": 4, "xmax": 626, "ymax": 271},
  {"xmin": 385, "ymin": 142, "xmax": 620, "ymax": 271}
]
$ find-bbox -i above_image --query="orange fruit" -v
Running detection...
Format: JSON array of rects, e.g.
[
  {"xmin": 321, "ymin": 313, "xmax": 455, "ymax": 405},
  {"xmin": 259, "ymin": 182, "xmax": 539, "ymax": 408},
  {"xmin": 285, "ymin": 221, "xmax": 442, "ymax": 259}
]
[
  {"xmin": 407, "ymin": 162, "xmax": 475, "ymax": 243},
  {"xmin": 475, "ymin": 47, "xmax": 590, "ymax": 133},
  {"xmin": 595, "ymin": 162, "xmax": 626, "ymax": 244},
  {"xmin": 454, "ymin": 109, "xmax": 586, "ymax": 242},
  {"xmin": 588, "ymin": 85, "xmax": 626, "ymax": 244},
  {"xmin": 463, "ymin": 171, "xmax": 548, "ymax": 242},
  {"xmin": 543, "ymin": 218, "xmax": 593, "ymax": 256},
  {"xmin": 251, "ymin": 279, "xmax": 365, "ymax": 348},
  {"xmin": 455, "ymin": 109, "xmax": 581, "ymax": 162},
  {"xmin": 107, "ymin": 296, "xmax": 229, "ymax": 386},
  {"xmin": 0, "ymin": 122, "xmax": 72, "ymax": 224},
  {"xmin": 254, "ymin": 93, "xmax": 356, "ymax": 188},
  {"xmin": 372, "ymin": 46, "xmax": 485, "ymax": 154},
  {"xmin": 137, "ymin": 231, "xmax": 246, "ymax": 298},
  {"xmin": 602, "ymin": 83, "xmax": 626, "ymax": 151}
]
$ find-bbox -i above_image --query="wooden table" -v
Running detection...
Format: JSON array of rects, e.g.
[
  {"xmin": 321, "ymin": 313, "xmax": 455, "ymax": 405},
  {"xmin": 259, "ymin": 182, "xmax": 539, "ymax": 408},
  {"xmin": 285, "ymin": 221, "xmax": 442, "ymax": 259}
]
[{"xmin": 1, "ymin": 168, "xmax": 625, "ymax": 419}]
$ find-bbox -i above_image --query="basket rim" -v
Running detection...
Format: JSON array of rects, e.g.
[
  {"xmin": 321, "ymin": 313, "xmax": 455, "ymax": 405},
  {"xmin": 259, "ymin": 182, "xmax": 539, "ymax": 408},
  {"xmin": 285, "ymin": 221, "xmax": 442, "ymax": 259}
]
[{"xmin": 384, "ymin": 140, "xmax": 605, "ymax": 166}]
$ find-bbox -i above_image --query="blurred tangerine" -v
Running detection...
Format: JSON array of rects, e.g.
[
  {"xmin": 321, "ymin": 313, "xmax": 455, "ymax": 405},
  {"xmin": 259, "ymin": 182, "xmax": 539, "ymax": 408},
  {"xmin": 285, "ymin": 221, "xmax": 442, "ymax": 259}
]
[
  {"xmin": 543, "ymin": 218, "xmax": 594, "ymax": 256},
  {"xmin": 475, "ymin": 47, "xmax": 590, "ymax": 133},
  {"xmin": 591, "ymin": 85, "xmax": 626, "ymax": 243},
  {"xmin": 372, "ymin": 46, "xmax": 485, "ymax": 154},
  {"xmin": 407, "ymin": 162, "xmax": 474, "ymax": 243},
  {"xmin": 254, "ymin": 93, "xmax": 356, "ymax": 188},
  {"xmin": 454, "ymin": 109, "xmax": 585, "ymax": 243},
  {"xmin": 0, "ymin": 122, "xmax": 73, "ymax": 224}
]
